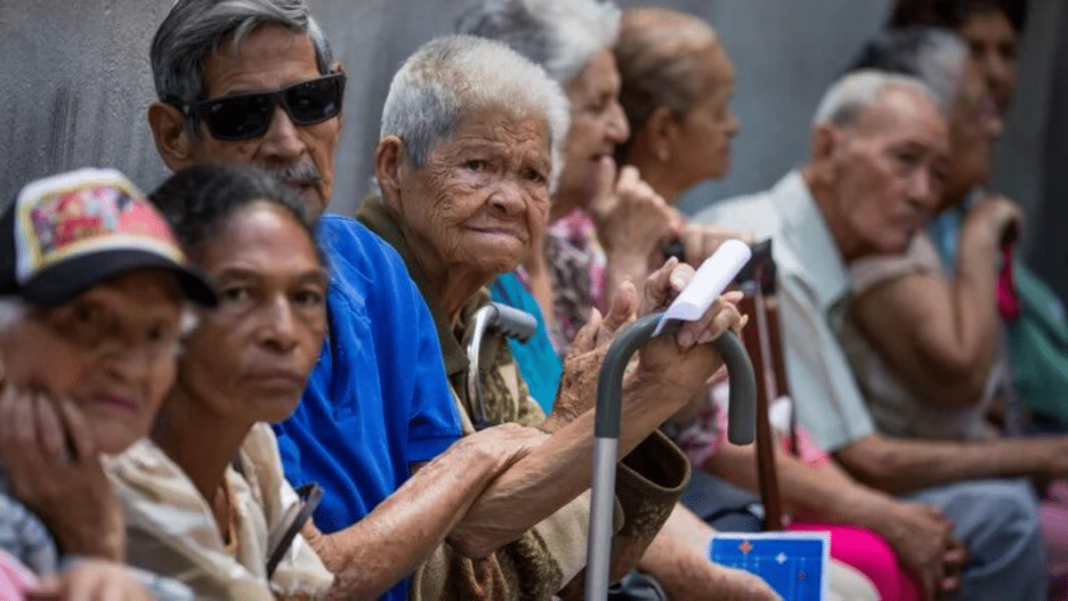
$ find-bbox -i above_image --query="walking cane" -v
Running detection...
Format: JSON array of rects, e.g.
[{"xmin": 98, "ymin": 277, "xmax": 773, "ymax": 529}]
[
  {"xmin": 464, "ymin": 301, "xmax": 539, "ymax": 431},
  {"xmin": 585, "ymin": 244, "xmax": 759, "ymax": 600}
]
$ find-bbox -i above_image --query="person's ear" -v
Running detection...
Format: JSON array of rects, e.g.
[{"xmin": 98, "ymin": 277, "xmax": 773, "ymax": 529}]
[
  {"xmin": 646, "ymin": 106, "xmax": 679, "ymax": 162},
  {"xmin": 808, "ymin": 124, "xmax": 841, "ymax": 184},
  {"xmin": 374, "ymin": 136, "xmax": 405, "ymax": 212},
  {"xmin": 148, "ymin": 102, "xmax": 197, "ymax": 171}
]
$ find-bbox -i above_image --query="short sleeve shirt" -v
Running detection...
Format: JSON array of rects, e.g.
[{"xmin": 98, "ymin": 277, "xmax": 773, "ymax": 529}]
[
  {"xmin": 693, "ymin": 171, "xmax": 875, "ymax": 452},
  {"xmin": 272, "ymin": 215, "xmax": 462, "ymax": 601},
  {"xmin": 839, "ymin": 233, "xmax": 997, "ymax": 441}
]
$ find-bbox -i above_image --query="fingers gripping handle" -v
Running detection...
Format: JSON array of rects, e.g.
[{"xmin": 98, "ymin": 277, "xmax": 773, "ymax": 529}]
[
  {"xmin": 586, "ymin": 312, "xmax": 756, "ymax": 601},
  {"xmin": 592, "ymin": 312, "xmax": 756, "ymax": 443}
]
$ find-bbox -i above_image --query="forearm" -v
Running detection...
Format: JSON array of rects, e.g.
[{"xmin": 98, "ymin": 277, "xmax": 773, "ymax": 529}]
[
  {"xmin": 458, "ymin": 377, "xmax": 686, "ymax": 555},
  {"xmin": 942, "ymin": 233, "xmax": 1002, "ymax": 389},
  {"xmin": 836, "ymin": 434, "xmax": 1058, "ymax": 495},
  {"xmin": 701, "ymin": 443, "xmax": 889, "ymax": 528},
  {"xmin": 313, "ymin": 443, "xmax": 502, "ymax": 601},
  {"xmin": 637, "ymin": 505, "xmax": 779, "ymax": 601}
]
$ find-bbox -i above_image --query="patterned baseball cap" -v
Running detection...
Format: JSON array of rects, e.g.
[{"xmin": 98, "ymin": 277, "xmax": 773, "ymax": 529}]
[{"xmin": 0, "ymin": 168, "xmax": 217, "ymax": 306}]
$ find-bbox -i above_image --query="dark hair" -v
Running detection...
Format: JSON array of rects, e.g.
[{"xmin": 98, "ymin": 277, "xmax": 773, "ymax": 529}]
[
  {"xmin": 150, "ymin": 164, "xmax": 321, "ymax": 264},
  {"xmin": 889, "ymin": 0, "xmax": 1027, "ymax": 33}
]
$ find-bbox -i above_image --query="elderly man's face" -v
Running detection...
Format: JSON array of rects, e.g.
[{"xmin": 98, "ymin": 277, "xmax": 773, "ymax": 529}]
[
  {"xmin": 393, "ymin": 109, "xmax": 552, "ymax": 278},
  {"xmin": 557, "ymin": 49, "xmax": 630, "ymax": 213},
  {"xmin": 180, "ymin": 25, "xmax": 340, "ymax": 215},
  {"xmin": 0, "ymin": 271, "xmax": 184, "ymax": 454},
  {"xmin": 822, "ymin": 86, "xmax": 949, "ymax": 258}
]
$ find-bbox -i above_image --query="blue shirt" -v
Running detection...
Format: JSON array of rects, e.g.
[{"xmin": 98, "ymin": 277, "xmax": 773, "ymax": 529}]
[
  {"xmin": 489, "ymin": 272, "xmax": 562, "ymax": 413},
  {"xmin": 273, "ymin": 215, "xmax": 462, "ymax": 601}
]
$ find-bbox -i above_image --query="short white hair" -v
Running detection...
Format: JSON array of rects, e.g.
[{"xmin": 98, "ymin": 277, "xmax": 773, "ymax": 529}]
[
  {"xmin": 813, "ymin": 69, "xmax": 937, "ymax": 128},
  {"xmin": 456, "ymin": 0, "xmax": 621, "ymax": 85},
  {"xmin": 0, "ymin": 298, "xmax": 27, "ymax": 333},
  {"xmin": 380, "ymin": 34, "xmax": 570, "ymax": 189}
]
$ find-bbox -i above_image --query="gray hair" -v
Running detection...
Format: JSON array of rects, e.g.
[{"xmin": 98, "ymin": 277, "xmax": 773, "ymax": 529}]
[
  {"xmin": 456, "ymin": 0, "xmax": 621, "ymax": 85},
  {"xmin": 151, "ymin": 0, "xmax": 334, "ymax": 107},
  {"xmin": 380, "ymin": 35, "xmax": 570, "ymax": 189},
  {"xmin": 848, "ymin": 27, "xmax": 969, "ymax": 113},
  {"xmin": 813, "ymin": 69, "xmax": 937, "ymax": 128}
]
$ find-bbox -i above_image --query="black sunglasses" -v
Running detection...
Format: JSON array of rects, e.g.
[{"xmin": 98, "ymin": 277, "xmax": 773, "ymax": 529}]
[{"xmin": 176, "ymin": 73, "xmax": 346, "ymax": 141}]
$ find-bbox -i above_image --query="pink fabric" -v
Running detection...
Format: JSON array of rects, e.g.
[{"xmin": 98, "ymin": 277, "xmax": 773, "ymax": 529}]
[
  {"xmin": 0, "ymin": 550, "xmax": 37, "ymax": 601},
  {"xmin": 788, "ymin": 523, "xmax": 920, "ymax": 601},
  {"xmin": 1041, "ymin": 480, "xmax": 1068, "ymax": 601},
  {"xmin": 548, "ymin": 209, "xmax": 607, "ymax": 309},
  {"xmin": 997, "ymin": 242, "xmax": 1021, "ymax": 321}
]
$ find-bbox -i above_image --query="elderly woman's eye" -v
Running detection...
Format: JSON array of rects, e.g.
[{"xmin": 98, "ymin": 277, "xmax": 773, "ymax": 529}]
[
  {"xmin": 465, "ymin": 160, "xmax": 489, "ymax": 172},
  {"xmin": 524, "ymin": 168, "xmax": 548, "ymax": 185}
]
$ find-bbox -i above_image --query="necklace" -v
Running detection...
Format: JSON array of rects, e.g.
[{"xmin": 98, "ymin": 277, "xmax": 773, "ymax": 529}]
[{"xmin": 214, "ymin": 479, "xmax": 240, "ymax": 556}]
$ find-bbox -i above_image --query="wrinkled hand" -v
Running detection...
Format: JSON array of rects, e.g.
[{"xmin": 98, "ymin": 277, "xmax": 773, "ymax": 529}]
[
  {"xmin": 633, "ymin": 258, "xmax": 746, "ymax": 410},
  {"xmin": 446, "ymin": 423, "xmax": 548, "ymax": 556},
  {"xmin": 587, "ymin": 157, "xmax": 680, "ymax": 261},
  {"xmin": 966, "ymin": 194, "xmax": 1023, "ymax": 246},
  {"xmin": 0, "ymin": 386, "xmax": 124, "ymax": 561},
  {"xmin": 882, "ymin": 501, "xmax": 964, "ymax": 601},
  {"xmin": 546, "ymin": 282, "xmax": 639, "ymax": 429},
  {"xmin": 28, "ymin": 560, "xmax": 154, "ymax": 601},
  {"xmin": 678, "ymin": 220, "xmax": 753, "ymax": 268}
]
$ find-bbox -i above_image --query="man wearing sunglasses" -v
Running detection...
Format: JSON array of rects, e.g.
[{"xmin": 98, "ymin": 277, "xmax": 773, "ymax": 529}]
[{"xmin": 145, "ymin": 2, "xmax": 544, "ymax": 601}]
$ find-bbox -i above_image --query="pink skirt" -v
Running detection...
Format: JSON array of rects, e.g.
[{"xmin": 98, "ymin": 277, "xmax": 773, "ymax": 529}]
[{"xmin": 788, "ymin": 522, "xmax": 920, "ymax": 601}]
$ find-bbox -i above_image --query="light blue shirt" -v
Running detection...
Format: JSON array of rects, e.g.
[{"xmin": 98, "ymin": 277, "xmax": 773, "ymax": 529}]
[{"xmin": 693, "ymin": 171, "xmax": 875, "ymax": 451}]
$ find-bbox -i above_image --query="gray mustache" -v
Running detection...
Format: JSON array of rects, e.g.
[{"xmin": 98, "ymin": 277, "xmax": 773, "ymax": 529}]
[{"xmin": 261, "ymin": 161, "xmax": 323, "ymax": 186}]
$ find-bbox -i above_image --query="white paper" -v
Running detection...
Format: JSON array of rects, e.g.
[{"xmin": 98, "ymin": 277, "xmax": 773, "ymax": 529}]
[{"xmin": 653, "ymin": 239, "xmax": 752, "ymax": 336}]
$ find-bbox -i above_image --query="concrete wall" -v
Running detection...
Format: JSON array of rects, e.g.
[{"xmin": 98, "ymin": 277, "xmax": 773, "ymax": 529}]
[
  {"xmin": 0, "ymin": 0, "xmax": 893, "ymax": 213},
  {"xmin": 0, "ymin": 0, "xmax": 1062, "ymax": 291}
]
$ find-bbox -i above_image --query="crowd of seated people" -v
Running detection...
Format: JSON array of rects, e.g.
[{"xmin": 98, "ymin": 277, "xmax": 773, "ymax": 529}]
[{"xmin": 0, "ymin": 0, "xmax": 1063, "ymax": 600}]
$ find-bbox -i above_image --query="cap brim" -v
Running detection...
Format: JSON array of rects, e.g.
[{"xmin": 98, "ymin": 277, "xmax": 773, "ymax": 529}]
[{"xmin": 20, "ymin": 249, "xmax": 218, "ymax": 307}]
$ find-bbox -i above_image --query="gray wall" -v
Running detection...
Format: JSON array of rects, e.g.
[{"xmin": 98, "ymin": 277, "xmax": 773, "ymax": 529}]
[
  {"xmin": 0, "ymin": 0, "xmax": 895, "ymax": 212},
  {"xmin": 0, "ymin": 1, "xmax": 1062, "ymax": 292}
]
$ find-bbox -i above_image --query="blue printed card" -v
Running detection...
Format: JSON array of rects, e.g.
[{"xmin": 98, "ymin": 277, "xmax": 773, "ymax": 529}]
[{"xmin": 710, "ymin": 531, "xmax": 830, "ymax": 601}]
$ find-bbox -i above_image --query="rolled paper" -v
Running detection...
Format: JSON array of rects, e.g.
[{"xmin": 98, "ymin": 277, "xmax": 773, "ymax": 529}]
[{"xmin": 653, "ymin": 239, "xmax": 753, "ymax": 336}]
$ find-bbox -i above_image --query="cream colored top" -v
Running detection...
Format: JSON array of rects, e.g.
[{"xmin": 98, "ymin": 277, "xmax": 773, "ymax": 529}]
[{"xmin": 105, "ymin": 423, "xmax": 334, "ymax": 600}]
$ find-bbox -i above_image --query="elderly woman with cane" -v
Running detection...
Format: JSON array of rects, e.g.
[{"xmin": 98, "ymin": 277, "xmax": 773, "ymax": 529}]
[{"xmin": 357, "ymin": 34, "xmax": 745, "ymax": 600}]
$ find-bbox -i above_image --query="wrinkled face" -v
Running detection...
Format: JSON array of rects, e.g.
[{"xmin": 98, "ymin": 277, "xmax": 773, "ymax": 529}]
[
  {"xmin": 178, "ymin": 202, "xmax": 326, "ymax": 425},
  {"xmin": 959, "ymin": 10, "xmax": 1018, "ymax": 113},
  {"xmin": 944, "ymin": 60, "xmax": 1003, "ymax": 204},
  {"xmin": 0, "ymin": 271, "xmax": 184, "ymax": 454},
  {"xmin": 667, "ymin": 43, "xmax": 739, "ymax": 187},
  {"xmin": 557, "ymin": 49, "xmax": 630, "ymax": 212},
  {"xmin": 192, "ymin": 25, "xmax": 341, "ymax": 216},
  {"xmin": 825, "ymin": 87, "xmax": 949, "ymax": 257},
  {"xmin": 394, "ymin": 108, "xmax": 553, "ymax": 278}
]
